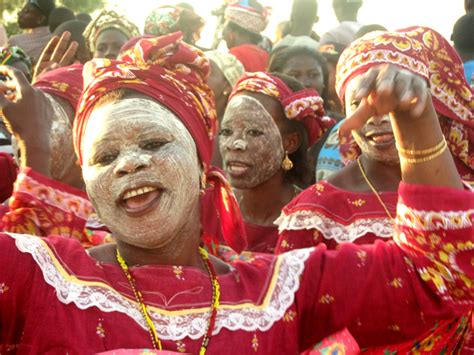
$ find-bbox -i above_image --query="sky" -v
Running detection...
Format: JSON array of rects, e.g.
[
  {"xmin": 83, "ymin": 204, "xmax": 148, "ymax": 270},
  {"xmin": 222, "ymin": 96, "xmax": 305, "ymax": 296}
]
[{"xmin": 107, "ymin": 0, "xmax": 465, "ymax": 49}]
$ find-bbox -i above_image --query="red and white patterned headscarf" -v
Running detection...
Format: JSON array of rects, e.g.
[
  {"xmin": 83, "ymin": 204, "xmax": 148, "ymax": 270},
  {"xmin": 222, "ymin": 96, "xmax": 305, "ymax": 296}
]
[
  {"xmin": 336, "ymin": 26, "xmax": 474, "ymax": 182},
  {"xmin": 74, "ymin": 32, "xmax": 247, "ymax": 254},
  {"xmin": 230, "ymin": 72, "xmax": 335, "ymax": 146}
]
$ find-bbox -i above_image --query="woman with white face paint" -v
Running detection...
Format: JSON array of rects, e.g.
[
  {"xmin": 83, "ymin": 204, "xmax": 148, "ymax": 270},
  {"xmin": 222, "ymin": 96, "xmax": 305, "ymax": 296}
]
[
  {"xmin": 277, "ymin": 27, "xmax": 474, "ymax": 353},
  {"xmin": 219, "ymin": 72, "xmax": 334, "ymax": 253},
  {"xmin": 0, "ymin": 33, "xmax": 473, "ymax": 354}
]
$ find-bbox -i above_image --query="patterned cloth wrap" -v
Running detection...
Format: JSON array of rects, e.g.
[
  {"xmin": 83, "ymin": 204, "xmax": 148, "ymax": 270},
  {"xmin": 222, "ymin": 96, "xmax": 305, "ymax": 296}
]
[
  {"xmin": 73, "ymin": 32, "xmax": 247, "ymax": 254},
  {"xmin": 0, "ymin": 46, "xmax": 33, "ymax": 77},
  {"xmin": 224, "ymin": 2, "xmax": 269, "ymax": 34},
  {"xmin": 230, "ymin": 72, "xmax": 335, "ymax": 146},
  {"xmin": 144, "ymin": 6, "xmax": 181, "ymax": 36},
  {"xmin": 83, "ymin": 10, "xmax": 140, "ymax": 54},
  {"xmin": 335, "ymin": 26, "xmax": 474, "ymax": 182},
  {"xmin": 33, "ymin": 64, "xmax": 84, "ymax": 109},
  {"xmin": 205, "ymin": 50, "xmax": 244, "ymax": 87}
]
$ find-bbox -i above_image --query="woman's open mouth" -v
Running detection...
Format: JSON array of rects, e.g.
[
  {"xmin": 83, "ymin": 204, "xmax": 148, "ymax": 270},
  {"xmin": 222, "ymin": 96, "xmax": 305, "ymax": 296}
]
[
  {"xmin": 120, "ymin": 186, "xmax": 162, "ymax": 217},
  {"xmin": 226, "ymin": 161, "xmax": 252, "ymax": 177},
  {"xmin": 366, "ymin": 132, "xmax": 395, "ymax": 148}
]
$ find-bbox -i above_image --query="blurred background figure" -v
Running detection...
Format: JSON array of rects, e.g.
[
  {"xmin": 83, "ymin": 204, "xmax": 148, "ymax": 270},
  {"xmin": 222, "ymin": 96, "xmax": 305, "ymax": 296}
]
[
  {"xmin": 452, "ymin": 13, "xmax": 474, "ymax": 85},
  {"xmin": 320, "ymin": 0, "xmax": 364, "ymax": 47},
  {"xmin": 222, "ymin": 0, "xmax": 269, "ymax": 72},
  {"xmin": 76, "ymin": 13, "xmax": 92, "ymax": 25},
  {"xmin": 355, "ymin": 23, "xmax": 387, "ymax": 38},
  {"xmin": 273, "ymin": 0, "xmax": 320, "ymax": 51},
  {"xmin": 205, "ymin": 50, "xmax": 244, "ymax": 167},
  {"xmin": 0, "ymin": 25, "xmax": 7, "ymax": 47},
  {"xmin": 144, "ymin": 5, "xmax": 205, "ymax": 46},
  {"xmin": 83, "ymin": 10, "xmax": 140, "ymax": 60},
  {"xmin": 8, "ymin": 0, "xmax": 56, "ymax": 62},
  {"xmin": 48, "ymin": 6, "xmax": 75, "ymax": 33},
  {"xmin": 53, "ymin": 20, "xmax": 91, "ymax": 64},
  {"xmin": 466, "ymin": 0, "xmax": 474, "ymax": 13},
  {"xmin": 0, "ymin": 46, "xmax": 33, "ymax": 81}
]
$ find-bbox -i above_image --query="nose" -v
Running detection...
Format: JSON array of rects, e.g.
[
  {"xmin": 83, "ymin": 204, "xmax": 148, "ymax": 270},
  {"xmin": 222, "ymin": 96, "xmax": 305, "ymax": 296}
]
[
  {"xmin": 227, "ymin": 138, "xmax": 248, "ymax": 151},
  {"xmin": 113, "ymin": 151, "xmax": 152, "ymax": 177},
  {"xmin": 367, "ymin": 114, "xmax": 390, "ymax": 126}
]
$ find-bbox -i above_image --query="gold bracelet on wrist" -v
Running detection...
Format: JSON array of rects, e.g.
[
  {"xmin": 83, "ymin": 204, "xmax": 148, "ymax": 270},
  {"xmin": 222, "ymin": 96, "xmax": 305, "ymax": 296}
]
[
  {"xmin": 400, "ymin": 140, "xmax": 448, "ymax": 164},
  {"xmin": 397, "ymin": 138, "xmax": 447, "ymax": 156}
]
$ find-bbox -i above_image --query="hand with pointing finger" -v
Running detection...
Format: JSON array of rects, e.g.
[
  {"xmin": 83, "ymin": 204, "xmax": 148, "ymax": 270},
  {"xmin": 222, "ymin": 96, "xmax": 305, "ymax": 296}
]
[{"xmin": 339, "ymin": 64, "xmax": 430, "ymax": 137}]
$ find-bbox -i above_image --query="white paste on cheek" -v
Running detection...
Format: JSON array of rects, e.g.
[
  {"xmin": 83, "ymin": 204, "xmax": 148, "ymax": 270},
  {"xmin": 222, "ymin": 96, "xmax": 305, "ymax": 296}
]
[
  {"xmin": 82, "ymin": 98, "xmax": 201, "ymax": 249},
  {"xmin": 44, "ymin": 93, "xmax": 76, "ymax": 181},
  {"xmin": 220, "ymin": 95, "xmax": 284, "ymax": 189}
]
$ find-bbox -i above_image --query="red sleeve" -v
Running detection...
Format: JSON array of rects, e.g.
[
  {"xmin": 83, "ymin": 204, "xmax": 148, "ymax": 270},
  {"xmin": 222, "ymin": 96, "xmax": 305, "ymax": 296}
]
[
  {"xmin": 0, "ymin": 233, "xmax": 34, "ymax": 352},
  {"xmin": 295, "ymin": 183, "xmax": 473, "ymax": 350},
  {"xmin": 0, "ymin": 168, "xmax": 110, "ymax": 247}
]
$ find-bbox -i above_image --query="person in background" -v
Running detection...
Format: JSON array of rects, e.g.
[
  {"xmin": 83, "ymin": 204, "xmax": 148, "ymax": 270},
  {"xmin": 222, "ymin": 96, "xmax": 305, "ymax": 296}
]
[
  {"xmin": 222, "ymin": 0, "xmax": 270, "ymax": 72},
  {"xmin": 355, "ymin": 23, "xmax": 387, "ymax": 38},
  {"xmin": 320, "ymin": 0, "xmax": 364, "ymax": 47},
  {"xmin": 273, "ymin": 0, "xmax": 320, "ymax": 51},
  {"xmin": 48, "ymin": 6, "xmax": 75, "ymax": 33},
  {"xmin": 220, "ymin": 72, "xmax": 333, "ymax": 253},
  {"xmin": 76, "ymin": 13, "xmax": 92, "ymax": 25},
  {"xmin": 466, "ymin": 0, "xmax": 474, "ymax": 13},
  {"xmin": 0, "ymin": 46, "xmax": 33, "ymax": 81},
  {"xmin": 274, "ymin": 21, "xmax": 290, "ymax": 43},
  {"xmin": 53, "ymin": 20, "xmax": 90, "ymax": 64},
  {"xmin": 205, "ymin": 50, "xmax": 245, "ymax": 167},
  {"xmin": 144, "ymin": 5, "xmax": 205, "ymax": 46},
  {"xmin": 83, "ymin": 10, "xmax": 140, "ymax": 60},
  {"xmin": 0, "ymin": 25, "xmax": 7, "ymax": 47},
  {"xmin": 452, "ymin": 13, "xmax": 474, "ymax": 85},
  {"xmin": 8, "ymin": 0, "xmax": 56, "ymax": 63}
]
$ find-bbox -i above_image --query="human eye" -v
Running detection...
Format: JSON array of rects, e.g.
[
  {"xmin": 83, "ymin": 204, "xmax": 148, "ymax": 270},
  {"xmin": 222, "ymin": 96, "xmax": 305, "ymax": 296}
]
[
  {"xmin": 219, "ymin": 128, "xmax": 232, "ymax": 137},
  {"xmin": 247, "ymin": 129, "xmax": 263, "ymax": 137},
  {"xmin": 141, "ymin": 139, "xmax": 168, "ymax": 151},
  {"xmin": 93, "ymin": 151, "xmax": 118, "ymax": 166}
]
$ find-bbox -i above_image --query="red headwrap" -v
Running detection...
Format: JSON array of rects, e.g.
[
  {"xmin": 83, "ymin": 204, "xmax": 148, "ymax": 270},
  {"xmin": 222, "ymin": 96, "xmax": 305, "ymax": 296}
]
[
  {"xmin": 73, "ymin": 32, "xmax": 246, "ymax": 253},
  {"xmin": 335, "ymin": 26, "xmax": 474, "ymax": 182},
  {"xmin": 229, "ymin": 72, "xmax": 335, "ymax": 146},
  {"xmin": 33, "ymin": 64, "xmax": 84, "ymax": 109}
]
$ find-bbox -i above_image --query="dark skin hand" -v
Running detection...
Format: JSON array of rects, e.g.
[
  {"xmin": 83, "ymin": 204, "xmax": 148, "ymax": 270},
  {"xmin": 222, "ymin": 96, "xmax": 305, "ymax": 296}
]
[
  {"xmin": 0, "ymin": 66, "xmax": 52, "ymax": 177},
  {"xmin": 338, "ymin": 64, "xmax": 463, "ymax": 190},
  {"xmin": 33, "ymin": 31, "xmax": 78, "ymax": 84}
]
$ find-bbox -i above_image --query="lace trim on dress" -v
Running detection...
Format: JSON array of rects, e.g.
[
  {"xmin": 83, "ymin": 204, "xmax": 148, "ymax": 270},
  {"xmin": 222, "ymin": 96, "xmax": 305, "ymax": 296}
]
[
  {"xmin": 275, "ymin": 210, "xmax": 394, "ymax": 243},
  {"xmin": 9, "ymin": 233, "xmax": 312, "ymax": 340}
]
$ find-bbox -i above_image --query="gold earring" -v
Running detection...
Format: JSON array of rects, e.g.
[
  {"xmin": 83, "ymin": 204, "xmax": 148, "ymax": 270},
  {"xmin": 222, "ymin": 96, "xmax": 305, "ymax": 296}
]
[{"xmin": 281, "ymin": 151, "xmax": 293, "ymax": 171}]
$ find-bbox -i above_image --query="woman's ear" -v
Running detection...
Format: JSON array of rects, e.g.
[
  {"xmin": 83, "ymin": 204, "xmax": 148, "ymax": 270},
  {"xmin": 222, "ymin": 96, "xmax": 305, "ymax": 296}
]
[{"xmin": 282, "ymin": 130, "xmax": 301, "ymax": 155}]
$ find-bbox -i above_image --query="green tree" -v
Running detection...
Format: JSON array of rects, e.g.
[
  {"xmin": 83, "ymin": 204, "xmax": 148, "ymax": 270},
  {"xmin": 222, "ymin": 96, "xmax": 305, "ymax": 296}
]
[{"xmin": 1, "ymin": 0, "xmax": 107, "ymax": 36}]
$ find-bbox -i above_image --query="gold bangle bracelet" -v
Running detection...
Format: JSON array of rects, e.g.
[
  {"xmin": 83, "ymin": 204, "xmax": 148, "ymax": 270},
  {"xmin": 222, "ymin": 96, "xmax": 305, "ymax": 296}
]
[
  {"xmin": 400, "ymin": 141, "xmax": 448, "ymax": 164},
  {"xmin": 397, "ymin": 138, "xmax": 446, "ymax": 156}
]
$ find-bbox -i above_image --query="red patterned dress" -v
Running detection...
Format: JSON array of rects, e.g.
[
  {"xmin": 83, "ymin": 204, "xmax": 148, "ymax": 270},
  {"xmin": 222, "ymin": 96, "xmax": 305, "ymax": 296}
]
[
  {"xmin": 276, "ymin": 181, "xmax": 473, "ymax": 354},
  {"xmin": 0, "ymin": 183, "xmax": 473, "ymax": 354}
]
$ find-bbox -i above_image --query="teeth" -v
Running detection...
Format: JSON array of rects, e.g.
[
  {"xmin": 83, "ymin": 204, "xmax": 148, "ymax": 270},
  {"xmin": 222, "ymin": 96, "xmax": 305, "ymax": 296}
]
[{"xmin": 123, "ymin": 187, "xmax": 157, "ymax": 200}]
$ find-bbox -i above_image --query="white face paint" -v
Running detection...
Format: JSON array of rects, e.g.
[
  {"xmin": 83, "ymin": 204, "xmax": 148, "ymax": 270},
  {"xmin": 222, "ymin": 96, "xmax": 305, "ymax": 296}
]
[
  {"xmin": 345, "ymin": 78, "xmax": 399, "ymax": 164},
  {"xmin": 219, "ymin": 95, "xmax": 285, "ymax": 189},
  {"xmin": 82, "ymin": 97, "xmax": 201, "ymax": 249},
  {"xmin": 45, "ymin": 93, "xmax": 77, "ymax": 181}
]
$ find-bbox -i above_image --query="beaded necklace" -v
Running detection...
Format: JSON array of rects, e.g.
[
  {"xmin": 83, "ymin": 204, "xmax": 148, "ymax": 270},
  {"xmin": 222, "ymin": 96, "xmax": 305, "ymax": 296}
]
[{"xmin": 116, "ymin": 246, "xmax": 220, "ymax": 354}]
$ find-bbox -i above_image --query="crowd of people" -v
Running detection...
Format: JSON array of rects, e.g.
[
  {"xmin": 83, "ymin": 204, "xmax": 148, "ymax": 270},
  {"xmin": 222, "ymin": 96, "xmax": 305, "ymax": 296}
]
[{"xmin": 0, "ymin": 0, "xmax": 473, "ymax": 354}]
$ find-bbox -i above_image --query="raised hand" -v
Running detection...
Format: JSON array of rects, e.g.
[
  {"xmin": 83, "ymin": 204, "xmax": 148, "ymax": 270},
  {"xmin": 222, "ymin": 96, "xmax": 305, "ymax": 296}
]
[
  {"xmin": 339, "ymin": 64, "xmax": 463, "ymax": 189},
  {"xmin": 0, "ymin": 65, "xmax": 52, "ymax": 176},
  {"xmin": 32, "ymin": 31, "xmax": 78, "ymax": 84},
  {"xmin": 339, "ymin": 64, "xmax": 429, "ymax": 136}
]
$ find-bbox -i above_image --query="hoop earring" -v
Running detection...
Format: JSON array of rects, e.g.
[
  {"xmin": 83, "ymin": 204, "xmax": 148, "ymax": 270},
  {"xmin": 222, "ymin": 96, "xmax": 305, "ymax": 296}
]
[{"xmin": 281, "ymin": 151, "xmax": 293, "ymax": 171}]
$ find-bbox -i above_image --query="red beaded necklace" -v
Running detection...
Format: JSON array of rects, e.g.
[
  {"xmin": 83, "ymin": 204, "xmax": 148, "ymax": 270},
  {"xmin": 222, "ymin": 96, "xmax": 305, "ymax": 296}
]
[{"xmin": 116, "ymin": 246, "xmax": 220, "ymax": 354}]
